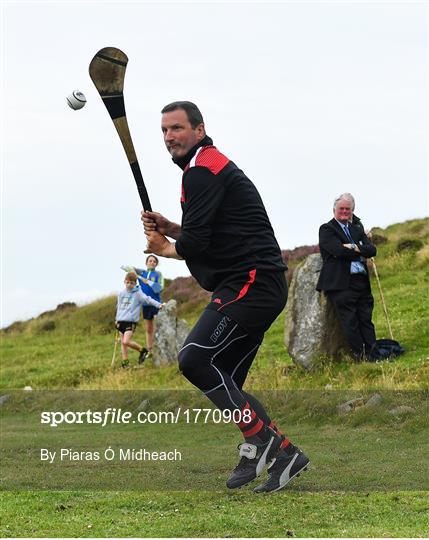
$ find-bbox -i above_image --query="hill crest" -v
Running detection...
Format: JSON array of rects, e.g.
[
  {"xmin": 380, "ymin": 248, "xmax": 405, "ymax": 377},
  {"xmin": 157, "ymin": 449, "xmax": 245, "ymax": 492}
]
[{"xmin": 2, "ymin": 217, "xmax": 428, "ymax": 336}]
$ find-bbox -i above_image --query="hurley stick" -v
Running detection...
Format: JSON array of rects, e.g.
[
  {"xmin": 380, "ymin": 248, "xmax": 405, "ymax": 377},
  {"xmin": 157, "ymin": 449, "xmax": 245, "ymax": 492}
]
[
  {"xmin": 111, "ymin": 329, "xmax": 120, "ymax": 368},
  {"xmin": 89, "ymin": 47, "xmax": 152, "ymax": 211}
]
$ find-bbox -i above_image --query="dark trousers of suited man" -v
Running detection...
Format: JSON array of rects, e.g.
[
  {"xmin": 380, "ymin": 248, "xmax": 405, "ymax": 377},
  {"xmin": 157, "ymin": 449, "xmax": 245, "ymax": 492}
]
[
  {"xmin": 327, "ymin": 275, "xmax": 376, "ymax": 356},
  {"xmin": 316, "ymin": 194, "xmax": 377, "ymax": 360}
]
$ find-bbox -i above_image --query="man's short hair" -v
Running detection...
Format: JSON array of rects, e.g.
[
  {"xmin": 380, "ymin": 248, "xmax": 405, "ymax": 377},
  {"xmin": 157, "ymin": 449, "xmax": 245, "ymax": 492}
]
[
  {"xmin": 125, "ymin": 271, "xmax": 138, "ymax": 283},
  {"xmin": 333, "ymin": 192, "xmax": 355, "ymax": 211},
  {"xmin": 161, "ymin": 101, "xmax": 204, "ymax": 128}
]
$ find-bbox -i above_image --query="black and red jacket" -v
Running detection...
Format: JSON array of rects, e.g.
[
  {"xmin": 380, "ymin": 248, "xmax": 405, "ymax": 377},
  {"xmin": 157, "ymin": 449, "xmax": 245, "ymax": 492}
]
[{"xmin": 174, "ymin": 136, "xmax": 286, "ymax": 293}]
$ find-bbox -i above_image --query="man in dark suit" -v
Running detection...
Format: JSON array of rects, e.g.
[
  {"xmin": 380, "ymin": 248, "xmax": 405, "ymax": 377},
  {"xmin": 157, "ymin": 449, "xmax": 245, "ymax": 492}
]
[{"xmin": 316, "ymin": 193, "xmax": 377, "ymax": 360}]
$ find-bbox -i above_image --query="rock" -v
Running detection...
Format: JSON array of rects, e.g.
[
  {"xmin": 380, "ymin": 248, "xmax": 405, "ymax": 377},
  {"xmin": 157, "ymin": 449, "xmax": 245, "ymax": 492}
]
[
  {"xmin": 389, "ymin": 405, "xmax": 415, "ymax": 416},
  {"xmin": 338, "ymin": 397, "xmax": 365, "ymax": 414},
  {"xmin": 284, "ymin": 254, "xmax": 348, "ymax": 370},
  {"xmin": 137, "ymin": 399, "xmax": 150, "ymax": 412},
  {"xmin": 152, "ymin": 300, "xmax": 190, "ymax": 366},
  {"xmin": 338, "ymin": 402, "xmax": 352, "ymax": 415},
  {"xmin": 365, "ymin": 393, "xmax": 383, "ymax": 407},
  {"xmin": 0, "ymin": 394, "xmax": 10, "ymax": 406},
  {"xmin": 176, "ymin": 319, "xmax": 190, "ymax": 353},
  {"xmin": 23, "ymin": 386, "xmax": 33, "ymax": 392}
]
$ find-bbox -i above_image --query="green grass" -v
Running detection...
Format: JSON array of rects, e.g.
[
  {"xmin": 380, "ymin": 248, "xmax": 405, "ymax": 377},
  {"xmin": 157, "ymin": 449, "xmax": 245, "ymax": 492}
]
[
  {"xmin": 2, "ymin": 412, "xmax": 428, "ymax": 491},
  {"xmin": 2, "ymin": 397, "xmax": 428, "ymax": 536},
  {"xmin": 1, "ymin": 218, "xmax": 428, "ymax": 537},
  {"xmin": 1, "ymin": 491, "xmax": 428, "ymax": 538}
]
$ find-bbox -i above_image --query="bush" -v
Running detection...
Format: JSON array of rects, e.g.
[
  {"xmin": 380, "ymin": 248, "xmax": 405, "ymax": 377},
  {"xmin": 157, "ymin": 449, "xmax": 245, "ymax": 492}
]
[
  {"xmin": 371, "ymin": 233, "xmax": 388, "ymax": 245},
  {"xmin": 39, "ymin": 320, "xmax": 56, "ymax": 332},
  {"xmin": 397, "ymin": 239, "xmax": 424, "ymax": 252},
  {"xmin": 1, "ymin": 320, "xmax": 27, "ymax": 334},
  {"xmin": 282, "ymin": 245, "xmax": 319, "ymax": 283},
  {"xmin": 163, "ymin": 277, "xmax": 211, "ymax": 317}
]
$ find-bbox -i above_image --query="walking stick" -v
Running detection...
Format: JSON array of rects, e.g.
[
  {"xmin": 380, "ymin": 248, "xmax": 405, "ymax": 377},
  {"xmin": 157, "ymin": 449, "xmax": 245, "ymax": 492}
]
[
  {"xmin": 371, "ymin": 258, "xmax": 394, "ymax": 340},
  {"xmin": 111, "ymin": 329, "xmax": 120, "ymax": 368}
]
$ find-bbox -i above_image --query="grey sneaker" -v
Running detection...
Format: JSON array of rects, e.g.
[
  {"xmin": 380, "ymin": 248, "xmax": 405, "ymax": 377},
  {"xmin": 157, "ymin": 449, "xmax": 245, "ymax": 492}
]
[
  {"xmin": 253, "ymin": 445, "xmax": 309, "ymax": 493},
  {"xmin": 226, "ymin": 430, "xmax": 282, "ymax": 489}
]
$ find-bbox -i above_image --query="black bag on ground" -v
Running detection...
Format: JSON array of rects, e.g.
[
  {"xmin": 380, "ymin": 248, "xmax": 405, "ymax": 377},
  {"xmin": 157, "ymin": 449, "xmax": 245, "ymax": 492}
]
[{"xmin": 370, "ymin": 339, "xmax": 405, "ymax": 360}]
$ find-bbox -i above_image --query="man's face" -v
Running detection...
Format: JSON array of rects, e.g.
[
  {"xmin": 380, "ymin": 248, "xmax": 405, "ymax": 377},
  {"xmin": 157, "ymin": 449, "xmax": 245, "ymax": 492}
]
[
  {"xmin": 333, "ymin": 200, "xmax": 353, "ymax": 223},
  {"xmin": 161, "ymin": 109, "xmax": 205, "ymax": 159}
]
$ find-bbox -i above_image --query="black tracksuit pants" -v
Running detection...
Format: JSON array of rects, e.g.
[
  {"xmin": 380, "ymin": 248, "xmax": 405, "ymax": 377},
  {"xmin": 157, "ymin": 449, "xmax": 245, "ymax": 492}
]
[
  {"xmin": 178, "ymin": 309, "xmax": 271, "ymax": 420},
  {"xmin": 178, "ymin": 271, "xmax": 287, "ymax": 428}
]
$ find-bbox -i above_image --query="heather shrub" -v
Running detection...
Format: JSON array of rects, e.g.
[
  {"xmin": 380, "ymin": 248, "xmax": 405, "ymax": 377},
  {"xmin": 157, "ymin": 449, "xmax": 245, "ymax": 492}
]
[
  {"xmin": 282, "ymin": 245, "xmax": 319, "ymax": 283},
  {"xmin": 397, "ymin": 238, "xmax": 424, "ymax": 252}
]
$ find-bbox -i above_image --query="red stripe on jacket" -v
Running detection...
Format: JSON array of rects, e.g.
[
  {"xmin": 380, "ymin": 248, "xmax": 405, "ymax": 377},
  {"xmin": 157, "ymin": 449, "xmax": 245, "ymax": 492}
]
[
  {"xmin": 195, "ymin": 146, "xmax": 229, "ymax": 175},
  {"xmin": 181, "ymin": 146, "xmax": 229, "ymax": 203},
  {"xmin": 218, "ymin": 269, "xmax": 257, "ymax": 311}
]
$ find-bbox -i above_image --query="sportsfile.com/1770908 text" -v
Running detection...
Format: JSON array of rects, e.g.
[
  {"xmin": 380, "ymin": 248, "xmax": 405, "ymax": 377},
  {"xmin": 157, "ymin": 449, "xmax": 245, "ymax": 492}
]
[{"xmin": 40, "ymin": 407, "xmax": 253, "ymax": 428}]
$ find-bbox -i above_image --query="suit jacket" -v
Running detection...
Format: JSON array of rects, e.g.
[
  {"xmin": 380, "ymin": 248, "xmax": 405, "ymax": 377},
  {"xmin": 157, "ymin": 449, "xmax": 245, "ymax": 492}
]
[{"xmin": 316, "ymin": 218, "xmax": 376, "ymax": 292}]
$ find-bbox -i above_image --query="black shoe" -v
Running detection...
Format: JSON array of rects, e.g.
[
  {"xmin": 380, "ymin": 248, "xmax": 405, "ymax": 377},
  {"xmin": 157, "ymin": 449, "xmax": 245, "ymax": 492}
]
[
  {"xmin": 138, "ymin": 348, "xmax": 148, "ymax": 364},
  {"xmin": 254, "ymin": 445, "xmax": 309, "ymax": 493},
  {"xmin": 121, "ymin": 360, "xmax": 130, "ymax": 369},
  {"xmin": 226, "ymin": 430, "xmax": 282, "ymax": 489}
]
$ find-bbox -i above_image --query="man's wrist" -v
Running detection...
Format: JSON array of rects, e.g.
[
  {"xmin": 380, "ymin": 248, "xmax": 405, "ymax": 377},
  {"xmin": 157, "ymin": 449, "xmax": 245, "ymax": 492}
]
[
  {"xmin": 167, "ymin": 223, "xmax": 182, "ymax": 240},
  {"xmin": 162, "ymin": 241, "xmax": 183, "ymax": 260}
]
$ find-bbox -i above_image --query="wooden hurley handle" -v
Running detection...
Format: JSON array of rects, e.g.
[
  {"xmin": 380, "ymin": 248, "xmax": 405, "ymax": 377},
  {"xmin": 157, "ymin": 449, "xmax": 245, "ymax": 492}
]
[{"xmin": 89, "ymin": 47, "xmax": 152, "ymax": 211}]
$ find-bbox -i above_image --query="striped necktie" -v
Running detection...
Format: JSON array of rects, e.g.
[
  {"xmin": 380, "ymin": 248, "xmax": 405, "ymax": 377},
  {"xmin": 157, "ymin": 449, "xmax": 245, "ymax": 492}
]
[
  {"xmin": 342, "ymin": 224, "xmax": 366, "ymax": 274},
  {"xmin": 343, "ymin": 224, "xmax": 354, "ymax": 242}
]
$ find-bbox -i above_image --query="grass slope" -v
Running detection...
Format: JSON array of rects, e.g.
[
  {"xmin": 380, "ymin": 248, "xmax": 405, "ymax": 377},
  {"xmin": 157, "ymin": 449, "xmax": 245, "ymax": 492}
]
[
  {"xmin": 1, "ymin": 218, "xmax": 428, "ymax": 538},
  {"xmin": 1, "ymin": 218, "xmax": 428, "ymax": 391}
]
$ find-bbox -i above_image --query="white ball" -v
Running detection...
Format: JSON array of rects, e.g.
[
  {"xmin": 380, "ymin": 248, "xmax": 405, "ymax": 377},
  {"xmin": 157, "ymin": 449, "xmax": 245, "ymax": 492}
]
[{"xmin": 67, "ymin": 90, "xmax": 87, "ymax": 110}]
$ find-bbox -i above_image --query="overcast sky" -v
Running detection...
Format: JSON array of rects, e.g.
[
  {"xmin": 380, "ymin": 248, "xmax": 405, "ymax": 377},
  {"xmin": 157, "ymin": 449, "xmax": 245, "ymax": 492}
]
[{"xmin": 1, "ymin": 0, "xmax": 427, "ymax": 327}]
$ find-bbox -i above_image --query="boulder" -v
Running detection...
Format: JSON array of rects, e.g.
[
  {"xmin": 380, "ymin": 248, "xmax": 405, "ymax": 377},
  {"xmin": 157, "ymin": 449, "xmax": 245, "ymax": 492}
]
[
  {"xmin": 136, "ymin": 399, "xmax": 150, "ymax": 412},
  {"xmin": 284, "ymin": 253, "xmax": 348, "ymax": 370},
  {"xmin": 338, "ymin": 397, "xmax": 365, "ymax": 415},
  {"xmin": 389, "ymin": 405, "xmax": 415, "ymax": 416},
  {"xmin": 365, "ymin": 393, "xmax": 383, "ymax": 407},
  {"xmin": 152, "ymin": 300, "xmax": 190, "ymax": 366}
]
